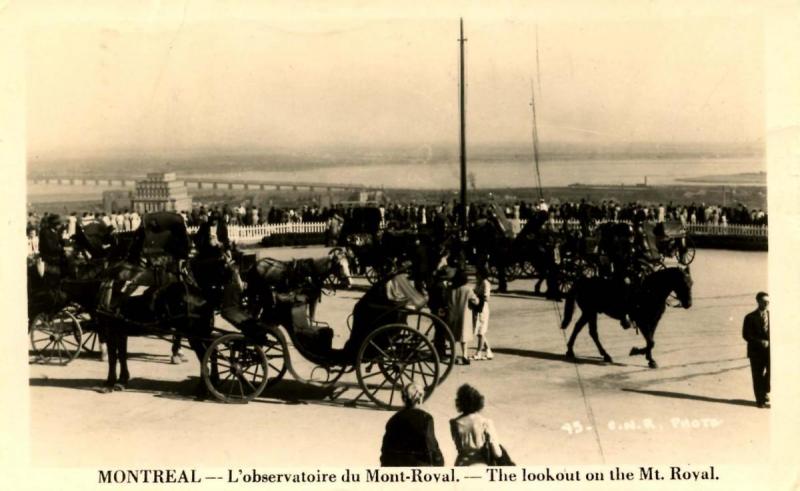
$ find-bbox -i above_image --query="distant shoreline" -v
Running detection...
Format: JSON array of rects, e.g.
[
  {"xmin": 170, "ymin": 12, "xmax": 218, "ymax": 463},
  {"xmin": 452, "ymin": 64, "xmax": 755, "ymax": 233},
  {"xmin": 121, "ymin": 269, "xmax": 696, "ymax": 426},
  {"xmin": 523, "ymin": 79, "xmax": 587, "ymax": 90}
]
[{"xmin": 675, "ymin": 171, "xmax": 766, "ymax": 185}]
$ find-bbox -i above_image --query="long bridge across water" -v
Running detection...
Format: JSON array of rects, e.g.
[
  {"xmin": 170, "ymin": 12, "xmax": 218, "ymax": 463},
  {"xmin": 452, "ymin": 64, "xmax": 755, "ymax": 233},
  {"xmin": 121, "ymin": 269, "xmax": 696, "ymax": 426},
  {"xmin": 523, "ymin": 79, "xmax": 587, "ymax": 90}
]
[{"xmin": 28, "ymin": 175, "xmax": 381, "ymax": 193}]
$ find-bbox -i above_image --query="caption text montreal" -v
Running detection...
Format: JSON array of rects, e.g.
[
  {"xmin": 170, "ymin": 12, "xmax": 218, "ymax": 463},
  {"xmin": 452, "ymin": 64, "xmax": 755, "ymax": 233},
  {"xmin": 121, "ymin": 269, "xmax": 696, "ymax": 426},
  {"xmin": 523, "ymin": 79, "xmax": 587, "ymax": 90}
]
[{"xmin": 97, "ymin": 468, "xmax": 461, "ymax": 484}]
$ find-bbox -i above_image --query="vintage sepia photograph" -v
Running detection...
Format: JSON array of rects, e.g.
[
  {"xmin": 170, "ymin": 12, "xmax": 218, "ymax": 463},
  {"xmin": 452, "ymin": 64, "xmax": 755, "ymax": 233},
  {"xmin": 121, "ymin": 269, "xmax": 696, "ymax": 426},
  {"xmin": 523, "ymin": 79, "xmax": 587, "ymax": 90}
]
[{"xmin": 4, "ymin": 0, "xmax": 799, "ymax": 489}]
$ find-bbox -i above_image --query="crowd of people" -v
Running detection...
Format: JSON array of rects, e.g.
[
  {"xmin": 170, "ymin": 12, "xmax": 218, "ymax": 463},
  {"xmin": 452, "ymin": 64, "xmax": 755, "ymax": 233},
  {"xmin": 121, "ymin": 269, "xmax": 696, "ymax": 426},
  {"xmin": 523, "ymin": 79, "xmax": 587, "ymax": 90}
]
[
  {"xmin": 26, "ymin": 197, "xmax": 767, "ymax": 233},
  {"xmin": 367, "ymin": 198, "xmax": 768, "ymax": 229},
  {"xmin": 25, "ymin": 197, "xmax": 767, "ymax": 260}
]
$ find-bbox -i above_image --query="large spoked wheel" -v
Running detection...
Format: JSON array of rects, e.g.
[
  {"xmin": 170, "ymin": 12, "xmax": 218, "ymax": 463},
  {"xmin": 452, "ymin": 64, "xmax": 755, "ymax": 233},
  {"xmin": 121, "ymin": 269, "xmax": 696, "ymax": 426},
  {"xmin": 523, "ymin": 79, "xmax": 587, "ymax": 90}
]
[
  {"xmin": 262, "ymin": 326, "xmax": 289, "ymax": 388},
  {"xmin": 558, "ymin": 270, "xmax": 577, "ymax": 295},
  {"xmin": 356, "ymin": 324, "xmax": 440, "ymax": 410},
  {"xmin": 68, "ymin": 308, "xmax": 102, "ymax": 355},
  {"xmin": 202, "ymin": 333, "xmax": 269, "ymax": 403},
  {"xmin": 521, "ymin": 260, "xmax": 536, "ymax": 278},
  {"xmin": 401, "ymin": 310, "xmax": 456, "ymax": 384},
  {"xmin": 678, "ymin": 236, "xmax": 696, "ymax": 265},
  {"xmin": 29, "ymin": 310, "xmax": 83, "ymax": 365},
  {"xmin": 507, "ymin": 262, "xmax": 523, "ymax": 281},
  {"xmin": 321, "ymin": 273, "xmax": 338, "ymax": 296}
]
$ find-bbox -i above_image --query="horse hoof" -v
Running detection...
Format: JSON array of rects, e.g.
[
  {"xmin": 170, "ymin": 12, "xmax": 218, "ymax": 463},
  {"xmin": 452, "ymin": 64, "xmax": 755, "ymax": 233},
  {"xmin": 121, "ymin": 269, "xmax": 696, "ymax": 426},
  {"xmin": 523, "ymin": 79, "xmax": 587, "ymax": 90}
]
[
  {"xmin": 603, "ymin": 355, "xmax": 613, "ymax": 363},
  {"xmin": 629, "ymin": 348, "xmax": 638, "ymax": 356},
  {"xmin": 113, "ymin": 383, "xmax": 126, "ymax": 392},
  {"xmin": 565, "ymin": 350, "xmax": 575, "ymax": 360},
  {"xmin": 99, "ymin": 386, "xmax": 114, "ymax": 394},
  {"xmin": 648, "ymin": 361, "xmax": 658, "ymax": 369}
]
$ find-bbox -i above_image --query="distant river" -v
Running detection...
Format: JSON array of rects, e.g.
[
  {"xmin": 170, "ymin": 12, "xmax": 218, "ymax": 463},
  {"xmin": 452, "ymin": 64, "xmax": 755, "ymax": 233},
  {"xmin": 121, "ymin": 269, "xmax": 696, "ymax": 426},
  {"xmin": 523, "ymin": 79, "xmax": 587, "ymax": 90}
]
[
  {"xmin": 191, "ymin": 156, "xmax": 764, "ymax": 189},
  {"xmin": 26, "ymin": 156, "xmax": 765, "ymax": 204}
]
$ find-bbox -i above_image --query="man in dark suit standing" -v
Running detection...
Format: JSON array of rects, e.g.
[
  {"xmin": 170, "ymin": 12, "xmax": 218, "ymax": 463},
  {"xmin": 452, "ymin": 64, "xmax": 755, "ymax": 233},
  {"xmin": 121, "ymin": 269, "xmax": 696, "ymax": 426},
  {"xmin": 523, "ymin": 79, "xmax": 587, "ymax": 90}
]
[
  {"xmin": 380, "ymin": 383, "xmax": 444, "ymax": 467},
  {"xmin": 742, "ymin": 292, "xmax": 770, "ymax": 408}
]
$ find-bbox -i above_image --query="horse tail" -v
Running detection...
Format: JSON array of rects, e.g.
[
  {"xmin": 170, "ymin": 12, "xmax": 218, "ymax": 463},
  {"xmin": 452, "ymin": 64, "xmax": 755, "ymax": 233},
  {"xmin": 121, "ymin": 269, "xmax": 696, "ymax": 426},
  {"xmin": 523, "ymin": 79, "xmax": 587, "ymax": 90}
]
[{"xmin": 561, "ymin": 287, "xmax": 577, "ymax": 329}]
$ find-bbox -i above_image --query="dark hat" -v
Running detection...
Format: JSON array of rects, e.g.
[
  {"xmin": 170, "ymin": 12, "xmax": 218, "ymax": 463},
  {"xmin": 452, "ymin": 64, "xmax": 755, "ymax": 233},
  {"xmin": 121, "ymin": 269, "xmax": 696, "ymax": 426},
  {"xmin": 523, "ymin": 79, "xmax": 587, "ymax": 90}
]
[{"xmin": 452, "ymin": 269, "xmax": 468, "ymax": 288}]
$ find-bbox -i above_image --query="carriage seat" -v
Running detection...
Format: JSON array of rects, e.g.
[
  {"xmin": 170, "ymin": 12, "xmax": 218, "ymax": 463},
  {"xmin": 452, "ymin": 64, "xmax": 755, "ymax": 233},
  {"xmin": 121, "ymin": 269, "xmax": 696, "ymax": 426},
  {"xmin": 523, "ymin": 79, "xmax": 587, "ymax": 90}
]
[{"xmin": 288, "ymin": 302, "xmax": 334, "ymax": 357}]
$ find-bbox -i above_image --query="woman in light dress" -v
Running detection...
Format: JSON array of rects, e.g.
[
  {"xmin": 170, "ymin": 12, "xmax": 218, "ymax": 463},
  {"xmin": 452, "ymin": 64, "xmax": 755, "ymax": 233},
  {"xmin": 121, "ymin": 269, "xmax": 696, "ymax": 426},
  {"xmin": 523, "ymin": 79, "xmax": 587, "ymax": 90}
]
[
  {"xmin": 449, "ymin": 384, "xmax": 502, "ymax": 466},
  {"xmin": 471, "ymin": 267, "xmax": 493, "ymax": 361}
]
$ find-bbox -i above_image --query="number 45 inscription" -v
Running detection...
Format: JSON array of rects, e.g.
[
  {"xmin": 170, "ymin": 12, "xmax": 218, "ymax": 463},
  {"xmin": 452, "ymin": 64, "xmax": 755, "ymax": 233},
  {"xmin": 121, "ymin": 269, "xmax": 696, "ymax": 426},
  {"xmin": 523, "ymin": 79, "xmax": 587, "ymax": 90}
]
[{"xmin": 561, "ymin": 421, "xmax": 592, "ymax": 434}]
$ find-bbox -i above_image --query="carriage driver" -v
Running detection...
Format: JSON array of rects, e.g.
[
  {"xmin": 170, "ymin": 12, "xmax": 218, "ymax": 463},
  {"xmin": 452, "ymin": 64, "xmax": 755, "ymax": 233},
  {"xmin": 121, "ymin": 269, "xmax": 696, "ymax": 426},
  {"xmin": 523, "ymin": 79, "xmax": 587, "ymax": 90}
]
[
  {"xmin": 194, "ymin": 212, "xmax": 231, "ymax": 261},
  {"xmin": 342, "ymin": 262, "xmax": 427, "ymax": 360},
  {"xmin": 38, "ymin": 214, "xmax": 67, "ymax": 286}
]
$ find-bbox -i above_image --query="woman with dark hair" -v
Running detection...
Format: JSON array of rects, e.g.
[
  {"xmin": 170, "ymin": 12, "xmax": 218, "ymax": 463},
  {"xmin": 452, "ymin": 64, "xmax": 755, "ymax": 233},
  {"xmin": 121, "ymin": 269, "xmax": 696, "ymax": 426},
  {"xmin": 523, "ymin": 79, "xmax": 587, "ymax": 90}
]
[{"xmin": 449, "ymin": 384, "xmax": 502, "ymax": 466}]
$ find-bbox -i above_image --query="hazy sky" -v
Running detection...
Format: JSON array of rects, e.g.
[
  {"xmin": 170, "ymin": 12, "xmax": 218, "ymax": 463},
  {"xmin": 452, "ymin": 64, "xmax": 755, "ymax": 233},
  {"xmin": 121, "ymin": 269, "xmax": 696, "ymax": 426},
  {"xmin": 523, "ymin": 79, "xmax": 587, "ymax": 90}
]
[{"xmin": 25, "ymin": 2, "xmax": 765, "ymax": 157}]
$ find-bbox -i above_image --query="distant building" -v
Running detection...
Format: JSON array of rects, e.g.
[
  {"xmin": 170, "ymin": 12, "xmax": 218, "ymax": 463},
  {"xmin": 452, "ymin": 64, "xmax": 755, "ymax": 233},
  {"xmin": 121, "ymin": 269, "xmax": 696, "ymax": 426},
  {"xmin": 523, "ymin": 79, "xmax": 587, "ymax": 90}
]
[
  {"xmin": 350, "ymin": 190, "xmax": 386, "ymax": 204},
  {"xmin": 131, "ymin": 172, "xmax": 192, "ymax": 214}
]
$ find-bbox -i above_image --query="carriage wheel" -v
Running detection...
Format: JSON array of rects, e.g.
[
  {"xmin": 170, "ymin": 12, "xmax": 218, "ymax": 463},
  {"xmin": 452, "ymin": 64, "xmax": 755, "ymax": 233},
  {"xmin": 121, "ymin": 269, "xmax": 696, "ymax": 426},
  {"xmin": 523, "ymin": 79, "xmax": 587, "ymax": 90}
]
[
  {"xmin": 262, "ymin": 327, "xmax": 289, "ymax": 388},
  {"xmin": 67, "ymin": 310, "xmax": 101, "ymax": 353},
  {"xmin": 401, "ymin": 311, "xmax": 456, "ymax": 384},
  {"xmin": 322, "ymin": 273, "xmax": 338, "ymax": 296},
  {"xmin": 678, "ymin": 236, "xmax": 696, "ymax": 265},
  {"xmin": 580, "ymin": 259, "xmax": 599, "ymax": 278},
  {"xmin": 558, "ymin": 270, "xmax": 576, "ymax": 295},
  {"xmin": 521, "ymin": 260, "xmax": 536, "ymax": 278},
  {"xmin": 356, "ymin": 324, "xmax": 440, "ymax": 410},
  {"xmin": 29, "ymin": 311, "xmax": 83, "ymax": 365},
  {"xmin": 202, "ymin": 333, "xmax": 269, "ymax": 403},
  {"xmin": 81, "ymin": 330, "xmax": 100, "ymax": 353}
]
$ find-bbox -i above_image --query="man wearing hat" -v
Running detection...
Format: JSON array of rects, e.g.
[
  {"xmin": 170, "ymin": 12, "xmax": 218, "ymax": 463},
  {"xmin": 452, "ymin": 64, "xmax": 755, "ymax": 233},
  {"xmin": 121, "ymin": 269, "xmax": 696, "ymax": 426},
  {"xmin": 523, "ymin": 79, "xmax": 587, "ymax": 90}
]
[
  {"xmin": 38, "ymin": 214, "xmax": 66, "ymax": 285},
  {"xmin": 380, "ymin": 383, "xmax": 444, "ymax": 467}
]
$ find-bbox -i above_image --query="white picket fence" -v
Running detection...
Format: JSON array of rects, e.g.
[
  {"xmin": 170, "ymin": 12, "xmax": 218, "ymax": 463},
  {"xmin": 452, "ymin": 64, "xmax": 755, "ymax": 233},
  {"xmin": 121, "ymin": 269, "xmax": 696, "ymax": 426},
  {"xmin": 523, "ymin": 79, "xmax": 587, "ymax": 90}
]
[
  {"xmin": 186, "ymin": 222, "xmax": 328, "ymax": 244},
  {"xmin": 520, "ymin": 219, "xmax": 768, "ymax": 237},
  {"xmin": 685, "ymin": 223, "xmax": 768, "ymax": 237}
]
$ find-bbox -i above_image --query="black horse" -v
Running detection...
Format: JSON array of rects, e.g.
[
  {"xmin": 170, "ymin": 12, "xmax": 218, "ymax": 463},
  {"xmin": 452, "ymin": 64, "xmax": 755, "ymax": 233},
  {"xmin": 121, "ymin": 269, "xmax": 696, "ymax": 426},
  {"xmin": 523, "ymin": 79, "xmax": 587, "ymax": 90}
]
[
  {"xmin": 466, "ymin": 214, "xmax": 514, "ymax": 291},
  {"xmin": 98, "ymin": 255, "xmax": 242, "ymax": 393},
  {"xmin": 245, "ymin": 248, "xmax": 352, "ymax": 321},
  {"xmin": 560, "ymin": 267, "xmax": 693, "ymax": 368}
]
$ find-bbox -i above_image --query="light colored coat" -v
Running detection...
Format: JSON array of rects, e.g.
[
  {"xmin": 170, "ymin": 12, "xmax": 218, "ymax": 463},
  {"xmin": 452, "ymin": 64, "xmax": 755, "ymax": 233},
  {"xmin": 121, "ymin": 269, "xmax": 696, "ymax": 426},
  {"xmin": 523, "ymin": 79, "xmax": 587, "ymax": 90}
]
[{"xmin": 449, "ymin": 284, "xmax": 478, "ymax": 343}]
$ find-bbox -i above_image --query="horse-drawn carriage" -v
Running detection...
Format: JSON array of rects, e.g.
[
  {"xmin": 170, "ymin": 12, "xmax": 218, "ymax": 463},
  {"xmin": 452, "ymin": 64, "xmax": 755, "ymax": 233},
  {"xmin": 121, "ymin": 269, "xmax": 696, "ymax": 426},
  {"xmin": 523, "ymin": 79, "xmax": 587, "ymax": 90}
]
[
  {"xmin": 652, "ymin": 221, "xmax": 696, "ymax": 265},
  {"xmin": 238, "ymin": 251, "xmax": 455, "ymax": 409},
  {"xmin": 27, "ymin": 220, "xmax": 131, "ymax": 365},
  {"xmin": 339, "ymin": 206, "xmax": 444, "ymax": 287}
]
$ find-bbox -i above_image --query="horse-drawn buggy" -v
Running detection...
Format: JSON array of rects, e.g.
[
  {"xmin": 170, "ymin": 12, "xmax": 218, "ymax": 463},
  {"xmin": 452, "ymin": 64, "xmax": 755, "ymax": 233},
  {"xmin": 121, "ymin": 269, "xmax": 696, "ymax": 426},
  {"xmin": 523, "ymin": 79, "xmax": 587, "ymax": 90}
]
[
  {"xmin": 238, "ymin": 252, "xmax": 456, "ymax": 409},
  {"xmin": 651, "ymin": 221, "xmax": 695, "ymax": 265},
  {"xmin": 339, "ymin": 206, "xmax": 445, "ymax": 289},
  {"xmin": 338, "ymin": 205, "xmax": 387, "ymax": 283},
  {"xmin": 27, "ymin": 219, "xmax": 134, "ymax": 365}
]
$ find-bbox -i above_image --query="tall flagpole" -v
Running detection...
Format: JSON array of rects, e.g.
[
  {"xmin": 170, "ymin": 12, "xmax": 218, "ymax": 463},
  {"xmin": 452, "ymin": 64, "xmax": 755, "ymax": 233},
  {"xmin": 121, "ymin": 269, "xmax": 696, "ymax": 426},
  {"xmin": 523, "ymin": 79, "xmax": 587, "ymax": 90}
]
[
  {"xmin": 530, "ymin": 78, "xmax": 544, "ymax": 200},
  {"xmin": 459, "ymin": 18, "xmax": 468, "ymax": 233}
]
